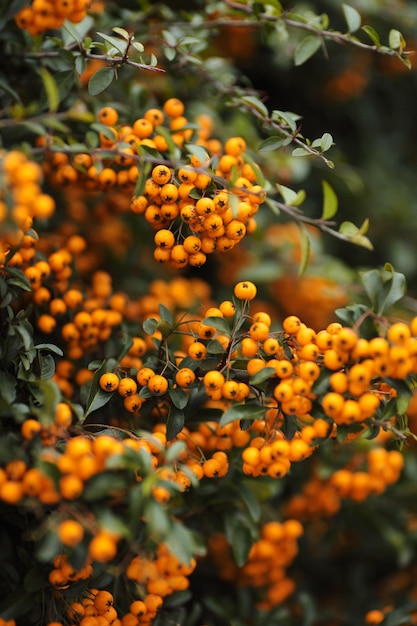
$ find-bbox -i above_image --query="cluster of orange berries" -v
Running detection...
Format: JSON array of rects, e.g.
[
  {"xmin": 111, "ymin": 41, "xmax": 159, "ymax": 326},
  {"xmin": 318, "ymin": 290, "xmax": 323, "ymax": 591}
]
[
  {"xmin": 41, "ymin": 99, "xmax": 265, "ymax": 268},
  {"xmin": 208, "ymin": 519, "xmax": 303, "ymax": 610},
  {"xmin": 47, "ymin": 587, "xmax": 164, "ymax": 626},
  {"xmin": 48, "ymin": 552, "xmax": 93, "ymax": 591},
  {"xmin": 286, "ymin": 445, "xmax": 405, "ymax": 520},
  {"xmin": 15, "ymin": 0, "xmax": 90, "ymax": 35},
  {"xmin": 0, "ymin": 151, "xmax": 55, "ymax": 265},
  {"xmin": 126, "ymin": 543, "xmax": 196, "ymax": 605}
]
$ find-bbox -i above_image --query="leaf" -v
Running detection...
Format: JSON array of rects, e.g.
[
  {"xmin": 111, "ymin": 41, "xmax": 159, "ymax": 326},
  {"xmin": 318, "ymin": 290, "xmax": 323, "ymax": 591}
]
[
  {"xmin": 84, "ymin": 361, "xmax": 113, "ymax": 417},
  {"xmin": 249, "ymin": 367, "xmax": 276, "ymax": 386},
  {"xmin": 321, "ymin": 180, "xmax": 338, "ymax": 219},
  {"xmin": 145, "ymin": 498, "xmax": 170, "ymax": 536},
  {"xmin": 39, "ymin": 67, "xmax": 60, "ymax": 113},
  {"xmin": 276, "ymin": 183, "xmax": 305, "ymax": 206},
  {"xmin": 342, "ymin": 4, "xmax": 361, "ymax": 33},
  {"xmin": 360, "ymin": 267, "xmax": 406, "ymax": 315},
  {"xmin": 297, "ymin": 223, "xmax": 311, "ymax": 277},
  {"xmin": 163, "ymin": 441, "xmax": 185, "ymax": 465},
  {"xmin": 39, "ymin": 354, "xmax": 55, "ymax": 380},
  {"xmin": 220, "ymin": 403, "xmax": 267, "ymax": 427},
  {"xmin": 294, "ymin": 35, "xmax": 322, "ymax": 66},
  {"xmin": 166, "ymin": 406, "xmax": 185, "ymax": 440},
  {"xmin": 0, "ymin": 77, "xmax": 21, "ymax": 103},
  {"xmin": 224, "ymin": 513, "xmax": 256, "ymax": 567},
  {"xmin": 389, "ymin": 29, "xmax": 406, "ymax": 51},
  {"xmin": 320, "ymin": 132, "xmax": 333, "ymax": 152},
  {"xmin": 239, "ymin": 483, "xmax": 261, "ymax": 522},
  {"xmin": 112, "ymin": 26, "xmax": 130, "ymax": 40},
  {"xmin": 292, "ymin": 147, "xmax": 310, "ymax": 157},
  {"xmin": 238, "ymin": 95, "xmax": 268, "ymax": 117},
  {"xmin": 185, "ymin": 144, "xmax": 209, "ymax": 164},
  {"xmin": 258, "ymin": 136, "xmax": 290, "ymax": 152},
  {"xmin": 143, "ymin": 317, "xmax": 159, "ymax": 335},
  {"xmin": 88, "ymin": 67, "xmax": 116, "ymax": 96},
  {"xmin": 0, "ymin": 373, "xmax": 16, "ymax": 404},
  {"xmin": 272, "ymin": 109, "xmax": 301, "ymax": 132},
  {"xmin": 361, "ymin": 25, "xmax": 381, "ymax": 47},
  {"xmin": 169, "ymin": 387, "xmax": 188, "ymax": 411},
  {"xmin": 159, "ymin": 303, "xmax": 173, "ymax": 326},
  {"xmin": 83, "ymin": 472, "xmax": 127, "ymax": 501},
  {"xmin": 96, "ymin": 31, "xmax": 128, "ymax": 55},
  {"xmin": 162, "ymin": 29, "xmax": 177, "ymax": 47},
  {"xmin": 155, "ymin": 126, "xmax": 179, "ymax": 158},
  {"xmin": 202, "ymin": 316, "xmax": 231, "ymax": 336}
]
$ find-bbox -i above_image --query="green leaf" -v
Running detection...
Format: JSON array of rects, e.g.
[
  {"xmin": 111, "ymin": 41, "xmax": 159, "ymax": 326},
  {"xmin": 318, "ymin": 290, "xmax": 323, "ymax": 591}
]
[
  {"xmin": 155, "ymin": 126, "xmax": 179, "ymax": 158},
  {"xmin": 389, "ymin": 29, "xmax": 406, "ymax": 51},
  {"xmin": 143, "ymin": 317, "xmax": 158, "ymax": 335},
  {"xmin": 224, "ymin": 513, "xmax": 256, "ymax": 567},
  {"xmin": 39, "ymin": 67, "xmax": 60, "ymax": 113},
  {"xmin": 165, "ymin": 521, "xmax": 200, "ymax": 564},
  {"xmin": 276, "ymin": 184, "xmax": 305, "ymax": 206},
  {"xmin": 361, "ymin": 25, "xmax": 381, "ymax": 47},
  {"xmin": 292, "ymin": 147, "xmax": 310, "ymax": 157},
  {"xmin": 166, "ymin": 406, "xmax": 185, "ymax": 440},
  {"xmin": 83, "ymin": 472, "xmax": 127, "ymax": 501},
  {"xmin": 0, "ymin": 77, "xmax": 21, "ymax": 103},
  {"xmin": 39, "ymin": 354, "xmax": 55, "ymax": 380},
  {"xmin": 185, "ymin": 144, "xmax": 209, "ymax": 164},
  {"xmin": 84, "ymin": 359, "xmax": 112, "ymax": 417},
  {"xmin": 249, "ymin": 367, "xmax": 276, "ymax": 386},
  {"xmin": 297, "ymin": 223, "xmax": 311, "ymax": 277},
  {"xmin": 163, "ymin": 29, "xmax": 177, "ymax": 47},
  {"xmin": 202, "ymin": 316, "xmax": 231, "ymax": 336},
  {"xmin": 294, "ymin": 35, "xmax": 322, "ymax": 66},
  {"xmin": 258, "ymin": 136, "xmax": 290, "ymax": 152},
  {"xmin": 112, "ymin": 26, "xmax": 130, "ymax": 40},
  {"xmin": 342, "ymin": 4, "xmax": 361, "ymax": 33},
  {"xmin": 88, "ymin": 67, "xmax": 116, "ymax": 96},
  {"xmin": 0, "ymin": 373, "xmax": 16, "ymax": 404},
  {"xmin": 169, "ymin": 387, "xmax": 188, "ymax": 411},
  {"xmin": 272, "ymin": 109, "xmax": 301, "ymax": 132},
  {"xmin": 159, "ymin": 303, "xmax": 173, "ymax": 326},
  {"xmin": 320, "ymin": 132, "xmax": 333, "ymax": 152},
  {"xmin": 96, "ymin": 31, "xmax": 128, "ymax": 55},
  {"xmin": 238, "ymin": 95, "xmax": 268, "ymax": 117},
  {"xmin": 321, "ymin": 180, "xmax": 338, "ymax": 219},
  {"xmin": 220, "ymin": 403, "xmax": 267, "ymax": 427},
  {"xmin": 239, "ymin": 483, "xmax": 261, "ymax": 522},
  {"xmin": 145, "ymin": 498, "xmax": 170, "ymax": 536},
  {"xmin": 360, "ymin": 267, "xmax": 406, "ymax": 315}
]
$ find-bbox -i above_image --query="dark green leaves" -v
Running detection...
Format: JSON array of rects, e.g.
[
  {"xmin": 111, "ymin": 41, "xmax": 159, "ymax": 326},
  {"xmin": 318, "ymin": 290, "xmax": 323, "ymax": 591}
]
[
  {"xmin": 88, "ymin": 66, "xmax": 117, "ymax": 96},
  {"xmin": 360, "ymin": 265, "xmax": 406, "ymax": 315}
]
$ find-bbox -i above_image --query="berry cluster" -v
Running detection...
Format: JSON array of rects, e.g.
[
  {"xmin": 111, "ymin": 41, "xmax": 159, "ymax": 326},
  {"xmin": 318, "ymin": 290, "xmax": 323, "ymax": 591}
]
[
  {"xmin": 208, "ymin": 519, "xmax": 303, "ymax": 610},
  {"xmin": 0, "ymin": 151, "xmax": 55, "ymax": 265},
  {"xmin": 40, "ymin": 100, "xmax": 265, "ymax": 268},
  {"xmin": 15, "ymin": 0, "xmax": 90, "ymax": 35}
]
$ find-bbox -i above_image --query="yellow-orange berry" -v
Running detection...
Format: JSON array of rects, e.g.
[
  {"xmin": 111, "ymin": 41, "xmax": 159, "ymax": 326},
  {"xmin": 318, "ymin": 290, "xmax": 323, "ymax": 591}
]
[{"xmin": 234, "ymin": 281, "xmax": 257, "ymax": 301}]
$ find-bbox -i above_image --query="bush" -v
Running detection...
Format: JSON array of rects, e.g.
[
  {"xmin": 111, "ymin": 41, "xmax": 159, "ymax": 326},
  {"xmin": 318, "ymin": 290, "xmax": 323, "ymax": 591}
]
[{"xmin": 1, "ymin": 2, "xmax": 417, "ymax": 625}]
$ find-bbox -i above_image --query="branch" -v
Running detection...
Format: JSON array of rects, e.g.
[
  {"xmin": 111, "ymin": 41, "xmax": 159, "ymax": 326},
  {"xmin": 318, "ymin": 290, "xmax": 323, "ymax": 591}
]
[{"xmin": 224, "ymin": 0, "xmax": 413, "ymax": 60}]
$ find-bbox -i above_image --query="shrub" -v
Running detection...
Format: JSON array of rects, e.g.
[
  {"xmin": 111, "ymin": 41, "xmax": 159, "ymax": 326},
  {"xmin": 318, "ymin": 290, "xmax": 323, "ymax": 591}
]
[{"xmin": 1, "ymin": 2, "xmax": 417, "ymax": 625}]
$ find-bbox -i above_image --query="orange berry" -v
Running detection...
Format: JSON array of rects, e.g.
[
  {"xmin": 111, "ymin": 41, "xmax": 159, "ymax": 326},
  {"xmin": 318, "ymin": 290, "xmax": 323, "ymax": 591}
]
[
  {"xmin": 163, "ymin": 97, "xmax": 185, "ymax": 118},
  {"xmin": 97, "ymin": 106, "xmax": 118, "ymax": 126},
  {"xmin": 234, "ymin": 280, "xmax": 257, "ymax": 301},
  {"xmin": 147, "ymin": 374, "xmax": 169, "ymax": 395},
  {"xmin": 58, "ymin": 519, "xmax": 84, "ymax": 546},
  {"xmin": 89, "ymin": 532, "xmax": 118, "ymax": 562},
  {"xmin": 99, "ymin": 372, "xmax": 120, "ymax": 392}
]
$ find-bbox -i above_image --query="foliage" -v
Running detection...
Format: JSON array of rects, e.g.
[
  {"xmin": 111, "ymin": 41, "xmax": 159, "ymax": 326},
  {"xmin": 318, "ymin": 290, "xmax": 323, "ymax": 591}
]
[{"xmin": 1, "ymin": 1, "xmax": 417, "ymax": 626}]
